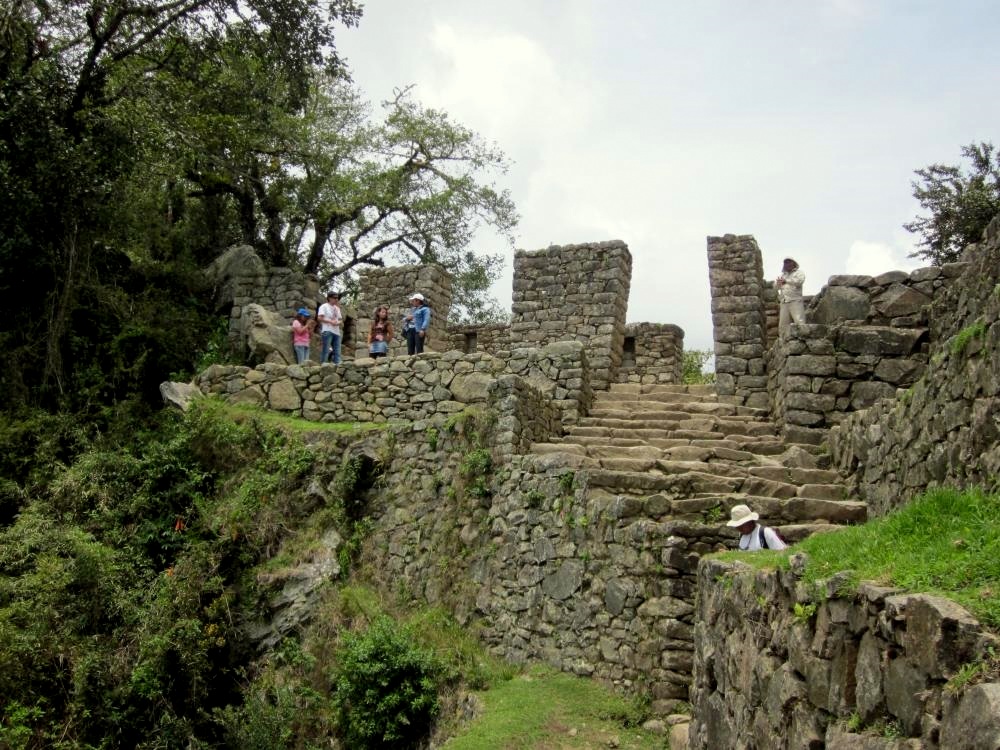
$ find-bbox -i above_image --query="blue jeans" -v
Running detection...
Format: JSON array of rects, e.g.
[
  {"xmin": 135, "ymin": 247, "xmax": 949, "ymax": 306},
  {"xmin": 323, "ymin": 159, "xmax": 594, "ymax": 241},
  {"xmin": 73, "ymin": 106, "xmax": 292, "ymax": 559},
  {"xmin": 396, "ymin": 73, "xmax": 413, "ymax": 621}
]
[
  {"xmin": 321, "ymin": 331, "xmax": 342, "ymax": 364},
  {"xmin": 294, "ymin": 344, "xmax": 310, "ymax": 364}
]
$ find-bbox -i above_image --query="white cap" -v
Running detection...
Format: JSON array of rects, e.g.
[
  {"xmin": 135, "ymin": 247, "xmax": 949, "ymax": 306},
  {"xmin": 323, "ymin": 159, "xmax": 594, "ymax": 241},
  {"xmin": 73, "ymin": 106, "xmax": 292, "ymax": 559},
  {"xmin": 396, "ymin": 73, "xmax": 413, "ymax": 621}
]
[{"xmin": 409, "ymin": 292, "xmax": 425, "ymax": 301}]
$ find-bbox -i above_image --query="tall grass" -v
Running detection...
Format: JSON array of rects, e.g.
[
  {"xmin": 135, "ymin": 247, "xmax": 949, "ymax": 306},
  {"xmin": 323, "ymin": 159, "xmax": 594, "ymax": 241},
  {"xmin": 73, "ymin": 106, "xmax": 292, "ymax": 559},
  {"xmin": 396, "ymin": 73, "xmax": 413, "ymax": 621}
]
[{"xmin": 768, "ymin": 489, "xmax": 1000, "ymax": 626}]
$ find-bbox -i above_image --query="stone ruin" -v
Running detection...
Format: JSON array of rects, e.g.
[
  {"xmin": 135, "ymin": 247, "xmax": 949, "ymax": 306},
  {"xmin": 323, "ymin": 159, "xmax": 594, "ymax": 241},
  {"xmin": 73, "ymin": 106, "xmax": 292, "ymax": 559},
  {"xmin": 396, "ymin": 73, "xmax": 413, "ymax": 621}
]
[
  {"xmin": 184, "ymin": 219, "xmax": 1000, "ymax": 748},
  {"xmin": 707, "ymin": 233, "xmax": 966, "ymax": 446},
  {"xmin": 213, "ymin": 239, "xmax": 684, "ymax": 388}
]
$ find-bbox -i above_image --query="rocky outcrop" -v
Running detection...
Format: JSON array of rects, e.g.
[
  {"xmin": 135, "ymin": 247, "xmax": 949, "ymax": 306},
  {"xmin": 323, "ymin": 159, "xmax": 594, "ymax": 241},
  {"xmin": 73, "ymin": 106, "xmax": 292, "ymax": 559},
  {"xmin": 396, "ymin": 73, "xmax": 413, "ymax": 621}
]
[
  {"xmin": 689, "ymin": 556, "xmax": 1000, "ymax": 750},
  {"xmin": 242, "ymin": 303, "xmax": 298, "ymax": 365}
]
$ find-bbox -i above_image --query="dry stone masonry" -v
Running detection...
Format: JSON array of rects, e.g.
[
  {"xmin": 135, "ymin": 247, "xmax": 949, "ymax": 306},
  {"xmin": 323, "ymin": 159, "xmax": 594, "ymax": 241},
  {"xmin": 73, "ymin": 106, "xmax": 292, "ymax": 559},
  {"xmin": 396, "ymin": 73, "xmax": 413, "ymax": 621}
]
[
  {"xmin": 707, "ymin": 233, "xmax": 966, "ymax": 448},
  {"xmin": 830, "ymin": 215, "xmax": 1000, "ymax": 517},
  {"xmin": 510, "ymin": 241, "xmax": 632, "ymax": 391},
  {"xmin": 354, "ymin": 263, "xmax": 454, "ymax": 359},
  {"xmin": 689, "ymin": 557, "xmax": 1000, "ymax": 750},
  {"xmin": 359, "ymin": 382, "xmax": 865, "ymax": 716},
  {"xmin": 195, "ymin": 341, "xmax": 588, "ymax": 430},
  {"xmin": 616, "ymin": 322, "xmax": 684, "ymax": 385},
  {"xmin": 707, "ymin": 235, "xmax": 771, "ymax": 410},
  {"xmin": 181, "ymin": 216, "xmax": 1000, "ymax": 741}
]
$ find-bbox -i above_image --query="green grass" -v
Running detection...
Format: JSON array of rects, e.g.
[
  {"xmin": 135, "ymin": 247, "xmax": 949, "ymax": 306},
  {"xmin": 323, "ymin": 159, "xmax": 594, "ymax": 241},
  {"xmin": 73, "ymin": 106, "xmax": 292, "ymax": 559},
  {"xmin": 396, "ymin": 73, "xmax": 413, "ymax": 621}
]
[
  {"xmin": 726, "ymin": 489, "xmax": 1000, "ymax": 627},
  {"xmin": 442, "ymin": 665, "xmax": 664, "ymax": 750},
  {"xmin": 227, "ymin": 402, "xmax": 399, "ymax": 433},
  {"xmin": 951, "ymin": 321, "xmax": 987, "ymax": 355}
]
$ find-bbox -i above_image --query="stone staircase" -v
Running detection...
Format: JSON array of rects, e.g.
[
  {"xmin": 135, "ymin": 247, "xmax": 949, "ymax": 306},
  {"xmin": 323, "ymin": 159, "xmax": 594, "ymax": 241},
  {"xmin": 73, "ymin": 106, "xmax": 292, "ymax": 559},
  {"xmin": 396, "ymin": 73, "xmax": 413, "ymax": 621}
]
[{"xmin": 531, "ymin": 383, "xmax": 867, "ymax": 541}]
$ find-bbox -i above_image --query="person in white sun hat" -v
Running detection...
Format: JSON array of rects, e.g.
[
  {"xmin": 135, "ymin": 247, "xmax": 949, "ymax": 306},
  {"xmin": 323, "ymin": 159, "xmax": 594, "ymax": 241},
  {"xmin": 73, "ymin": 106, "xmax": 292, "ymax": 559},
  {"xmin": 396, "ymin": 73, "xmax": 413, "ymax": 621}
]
[
  {"xmin": 727, "ymin": 504, "xmax": 787, "ymax": 551},
  {"xmin": 403, "ymin": 292, "xmax": 431, "ymax": 355}
]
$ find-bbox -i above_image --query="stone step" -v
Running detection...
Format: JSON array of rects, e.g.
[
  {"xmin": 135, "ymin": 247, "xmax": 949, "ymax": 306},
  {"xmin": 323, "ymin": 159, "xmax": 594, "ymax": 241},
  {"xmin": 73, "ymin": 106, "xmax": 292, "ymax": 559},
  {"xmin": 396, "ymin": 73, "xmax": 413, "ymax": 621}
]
[
  {"xmin": 583, "ymin": 468, "xmax": 814, "ymax": 501},
  {"xmin": 608, "ymin": 383, "xmax": 718, "ymax": 396},
  {"xmin": 533, "ymin": 443, "xmax": 824, "ymax": 477},
  {"xmin": 547, "ymin": 435, "xmax": 826, "ymax": 467},
  {"xmin": 588, "ymin": 405, "xmax": 771, "ymax": 424},
  {"xmin": 746, "ymin": 466, "xmax": 842, "ymax": 485},
  {"xmin": 565, "ymin": 425, "xmax": 780, "ymax": 443},
  {"xmin": 578, "ymin": 416, "xmax": 778, "ymax": 438},
  {"xmin": 596, "ymin": 392, "xmax": 719, "ymax": 406},
  {"xmin": 585, "ymin": 490, "xmax": 865, "ymax": 529},
  {"xmin": 587, "ymin": 401, "xmax": 740, "ymax": 419},
  {"xmin": 569, "ymin": 426, "xmax": 729, "ymax": 441}
]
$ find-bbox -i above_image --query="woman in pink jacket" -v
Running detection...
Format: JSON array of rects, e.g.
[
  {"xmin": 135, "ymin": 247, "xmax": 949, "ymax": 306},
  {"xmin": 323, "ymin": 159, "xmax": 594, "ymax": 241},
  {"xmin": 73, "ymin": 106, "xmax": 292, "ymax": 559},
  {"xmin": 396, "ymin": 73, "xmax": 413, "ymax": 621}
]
[{"xmin": 291, "ymin": 307, "xmax": 315, "ymax": 364}]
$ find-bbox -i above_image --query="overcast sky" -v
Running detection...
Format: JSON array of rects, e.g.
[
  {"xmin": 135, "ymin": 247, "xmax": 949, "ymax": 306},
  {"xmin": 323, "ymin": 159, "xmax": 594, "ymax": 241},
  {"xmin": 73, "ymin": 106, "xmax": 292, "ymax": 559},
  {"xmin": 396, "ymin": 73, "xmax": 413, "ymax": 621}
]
[{"xmin": 337, "ymin": 1, "xmax": 1000, "ymax": 351}]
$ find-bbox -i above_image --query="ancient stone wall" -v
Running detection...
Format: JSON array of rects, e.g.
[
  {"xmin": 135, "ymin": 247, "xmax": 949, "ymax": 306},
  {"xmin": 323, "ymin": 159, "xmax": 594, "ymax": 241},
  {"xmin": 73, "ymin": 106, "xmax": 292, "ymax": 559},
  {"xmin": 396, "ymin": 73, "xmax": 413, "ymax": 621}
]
[
  {"xmin": 830, "ymin": 216, "xmax": 1000, "ymax": 516},
  {"xmin": 616, "ymin": 323, "xmax": 685, "ymax": 385},
  {"xmin": 366, "ymin": 443, "xmax": 731, "ymax": 713},
  {"xmin": 355, "ymin": 264, "xmax": 453, "ymax": 359},
  {"xmin": 689, "ymin": 557, "xmax": 1000, "ymax": 750},
  {"xmin": 808, "ymin": 268, "xmax": 964, "ymax": 328},
  {"xmin": 212, "ymin": 250, "xmax": 322, "ymax": 355},
  {"xmin": 766, "ymin": 323, "xmax": 929, "ymax": 446},
  {"xmin": 441, "ymin": 323, "xmax": 512, "ymax": 357},
  {"xmin": 707, "ymin": 233, "xmax": 975, "ymax": 447},
  {"xmin": 194, "ymin": 341, "xmax": 591, "ymax": 428},
  {"xmin": 511, "ymin": 241, "xmax": 632, "ymax": 391},
  {"xmin": 354, "ymin": 431, "xmax": 865, "ymax": 718},
  {"xmin": 707, "ymin": 235, "xmax": 770, "ymax": 409}
]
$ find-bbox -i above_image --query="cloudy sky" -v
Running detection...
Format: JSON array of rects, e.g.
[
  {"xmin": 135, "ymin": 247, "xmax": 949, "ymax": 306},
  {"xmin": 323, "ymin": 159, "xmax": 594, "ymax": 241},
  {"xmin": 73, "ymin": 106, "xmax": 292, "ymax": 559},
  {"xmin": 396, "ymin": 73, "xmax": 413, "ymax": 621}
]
[{"xmin": 337, "ymin": 1, "xmax": 1000, "ymax": 351}]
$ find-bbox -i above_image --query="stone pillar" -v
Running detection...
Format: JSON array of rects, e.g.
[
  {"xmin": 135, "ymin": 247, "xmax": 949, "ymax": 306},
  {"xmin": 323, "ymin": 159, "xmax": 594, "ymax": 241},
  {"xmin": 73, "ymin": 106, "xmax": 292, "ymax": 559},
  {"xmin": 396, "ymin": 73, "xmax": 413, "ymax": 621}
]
[
  {"xmin": 356, "ymin": 264, "xmax": 453, "ymax": 358},
  {"xmin": 707, "ymin": 234, "xmax": 769, "ymax": 409},
  {"xmin": 511, "ymin": 241, "xmax": 632, "ymax": 391}
]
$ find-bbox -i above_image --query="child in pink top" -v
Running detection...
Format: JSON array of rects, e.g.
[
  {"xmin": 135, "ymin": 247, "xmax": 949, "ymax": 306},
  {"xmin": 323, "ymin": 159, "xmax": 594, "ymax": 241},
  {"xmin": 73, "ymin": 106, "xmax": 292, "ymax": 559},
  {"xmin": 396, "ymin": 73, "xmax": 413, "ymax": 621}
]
[{"xmin": 291, "ymin": 308, "xmax": 315, "ymax": 364}]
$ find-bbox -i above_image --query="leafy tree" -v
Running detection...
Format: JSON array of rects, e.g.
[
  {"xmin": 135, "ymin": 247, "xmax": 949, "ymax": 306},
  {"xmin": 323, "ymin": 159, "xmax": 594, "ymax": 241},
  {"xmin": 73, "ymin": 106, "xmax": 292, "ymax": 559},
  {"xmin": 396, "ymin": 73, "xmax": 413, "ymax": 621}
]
[
  {"xmin": 155, "ymin": 69, "xmax": 518, "ymax": 321},
  {"xmin": 0, "ymin": 0, "xmax": 360, "ymax": 409},
  {"xmin": 904, "ymin": 142, "xmax": 1000, "ymax": 265}
]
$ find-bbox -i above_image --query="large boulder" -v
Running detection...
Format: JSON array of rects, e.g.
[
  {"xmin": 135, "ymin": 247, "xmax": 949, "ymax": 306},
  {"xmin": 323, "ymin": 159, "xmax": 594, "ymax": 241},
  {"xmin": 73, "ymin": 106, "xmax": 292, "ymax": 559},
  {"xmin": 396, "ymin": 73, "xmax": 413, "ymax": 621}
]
[
  {"xmin": 243, "ymin": 303, "xmax": 294, "ymax": 364},
  {"xmin": 811, "ymin": 286, "xmax": 872, "ymax": 324},
  {"xmin": 159, "ymin": 381, "xmax": 202, "ymax": 411}
]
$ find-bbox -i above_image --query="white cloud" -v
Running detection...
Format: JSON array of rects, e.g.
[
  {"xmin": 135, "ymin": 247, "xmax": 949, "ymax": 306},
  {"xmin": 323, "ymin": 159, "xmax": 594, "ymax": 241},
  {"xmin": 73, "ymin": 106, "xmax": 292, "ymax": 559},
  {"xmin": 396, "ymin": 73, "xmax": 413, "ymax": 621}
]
[
  {"xmin": 417, "ymin": 24, "xmax": 595, "ymax": 150},
  {"xmin": 845, "ymin": 240, "xmax": 921, "ymax": 277}
]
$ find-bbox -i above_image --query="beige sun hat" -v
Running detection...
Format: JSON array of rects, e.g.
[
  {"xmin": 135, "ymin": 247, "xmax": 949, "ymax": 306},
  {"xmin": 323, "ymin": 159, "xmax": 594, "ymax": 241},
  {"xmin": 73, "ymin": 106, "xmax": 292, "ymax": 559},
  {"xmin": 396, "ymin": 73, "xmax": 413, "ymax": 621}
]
[{"xmin": 727, "ymin": 504, "xmax": 759, "ymax": 527}]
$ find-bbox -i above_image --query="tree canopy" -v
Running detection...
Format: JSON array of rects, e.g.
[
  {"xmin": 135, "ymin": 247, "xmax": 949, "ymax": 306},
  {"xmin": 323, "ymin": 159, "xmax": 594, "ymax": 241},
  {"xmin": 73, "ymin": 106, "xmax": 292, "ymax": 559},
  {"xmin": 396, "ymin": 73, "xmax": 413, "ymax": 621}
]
[
  {"xmin": 0, "ymin": 0, "xmax": 518, "ymax": 411},
  {"xmin": 904, "ymin": 142, "xmax": 1000, "ymax": 265}
]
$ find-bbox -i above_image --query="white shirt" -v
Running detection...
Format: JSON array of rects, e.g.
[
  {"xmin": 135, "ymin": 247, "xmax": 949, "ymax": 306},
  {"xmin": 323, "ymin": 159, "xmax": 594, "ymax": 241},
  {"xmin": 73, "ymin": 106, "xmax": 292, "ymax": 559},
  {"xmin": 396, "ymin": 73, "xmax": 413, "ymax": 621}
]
[
  {"xmin": 318, "ymin": 302, "xmax": 342, "ymax": 334},
  {"xmin": 776, "ymin": 269, "xmax": 805, "ymax": 303},
  {"xmin": 739, "ymin": 524, "xmax": 787, "ymax": 551}
]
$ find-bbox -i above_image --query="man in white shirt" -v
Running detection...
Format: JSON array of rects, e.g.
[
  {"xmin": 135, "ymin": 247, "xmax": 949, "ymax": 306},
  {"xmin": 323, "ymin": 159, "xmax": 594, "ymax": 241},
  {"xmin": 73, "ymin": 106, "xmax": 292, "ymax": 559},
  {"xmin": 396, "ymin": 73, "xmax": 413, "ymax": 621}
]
[
  {"xmin": 776, "ymin": 257, "xmax": 806, "ymax": 337},
  {"xmin": 318, "ymin": 291, "xmax": 344, "ymax": 364},
  {"xmin": 727, "ymin": 504, "xmax": 787, "ymax": 551}
]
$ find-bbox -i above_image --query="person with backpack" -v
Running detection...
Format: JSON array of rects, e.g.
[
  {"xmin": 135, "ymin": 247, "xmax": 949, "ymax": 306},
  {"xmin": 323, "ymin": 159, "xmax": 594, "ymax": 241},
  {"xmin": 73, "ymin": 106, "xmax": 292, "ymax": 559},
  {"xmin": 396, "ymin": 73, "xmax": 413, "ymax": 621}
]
[{"xmin": 727, "ymin": 504, "xmax": 787, "ymax": 551}]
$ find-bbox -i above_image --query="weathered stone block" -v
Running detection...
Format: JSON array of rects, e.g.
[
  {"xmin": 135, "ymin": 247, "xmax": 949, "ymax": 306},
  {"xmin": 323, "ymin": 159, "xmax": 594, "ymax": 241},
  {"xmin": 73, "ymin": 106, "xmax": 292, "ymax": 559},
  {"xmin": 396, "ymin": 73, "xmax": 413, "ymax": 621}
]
[
  {"xmin": 786, "ymin": 355, "xmax": 837, "ymax": 376},
  {"xmin": 836, "ymin": 326, "xmax": 925, "ymax": 356},
  {"xmin": 940, "ymin": 683, "xmax": 1000, "ymax": 750}
]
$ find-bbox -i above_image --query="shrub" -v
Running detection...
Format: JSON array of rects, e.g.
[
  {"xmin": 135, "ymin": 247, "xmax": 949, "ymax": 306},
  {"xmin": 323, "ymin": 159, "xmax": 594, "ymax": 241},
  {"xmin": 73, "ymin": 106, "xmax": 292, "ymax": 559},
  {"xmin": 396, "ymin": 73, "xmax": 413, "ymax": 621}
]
[
  {"xmin": 682, "ymin": 349, "xmax": 716, "ymax": 384},
  {"xmin": 332, "ymin": 617, "xmax": 443, "ymax": 748}
]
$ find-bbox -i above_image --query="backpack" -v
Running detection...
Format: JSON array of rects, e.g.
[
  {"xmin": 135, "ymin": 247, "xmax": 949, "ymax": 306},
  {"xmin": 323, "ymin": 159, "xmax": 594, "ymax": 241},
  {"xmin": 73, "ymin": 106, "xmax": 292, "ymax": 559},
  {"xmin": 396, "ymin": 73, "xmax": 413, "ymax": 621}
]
[{"xmin": 758, "ymin": 525, "xmax": 785, "ymax": 549}]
